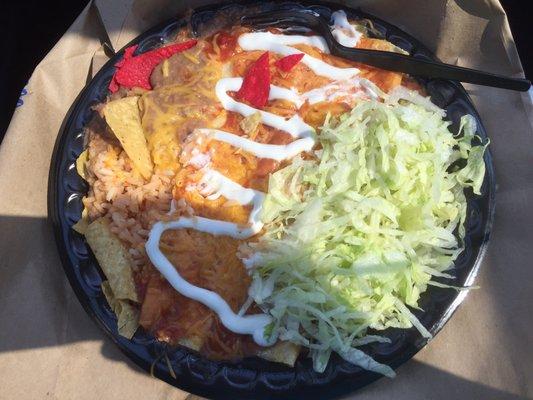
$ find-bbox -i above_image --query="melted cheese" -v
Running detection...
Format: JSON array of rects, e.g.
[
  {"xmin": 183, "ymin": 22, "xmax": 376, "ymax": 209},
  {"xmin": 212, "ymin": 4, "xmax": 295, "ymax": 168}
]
[
  {"xmin": 146, "ymin": 18, "xmax": 386, "ymax": 347},
  {"xmin": 146, "ymin": 221, "xmax": 273, "ymax": 345}
]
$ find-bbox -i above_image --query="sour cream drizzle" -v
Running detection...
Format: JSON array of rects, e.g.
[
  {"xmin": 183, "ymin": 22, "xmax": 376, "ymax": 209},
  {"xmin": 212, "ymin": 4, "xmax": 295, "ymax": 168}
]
[
  {"xmin": 198, "ymin": 168, "xmax": 262, "ymax": 203},
  {"xmin": 147, "ymin": 17, "xmax": 374, "ymax": 346},
  {"xmin": 238, "ymin": 32, "xmax": 359, "ymax": 80},
  {"xmin": 238, "ymin": 31, "xmax": 330, "ymax": 53},
  {"xmin": 196, "ymin": 128, "xmax": 315, "ymax": 161},
  {"xmin": 331, "ymin": 10, "xmax": 363, "ymax": 48},
  {"xmin": 216, "ymin": 78, "xmax": 313, "ymax": 138},
  {"xmin": 221, "ymin": 76, "xmax": 379, "ymax": 108},
  {"xmin": 302, "ymin": 77, "xmax": 381, "ymax": 104},
  {"xmin": 145, "ymin": 222, "xmax": 273, "ymax": 345}
]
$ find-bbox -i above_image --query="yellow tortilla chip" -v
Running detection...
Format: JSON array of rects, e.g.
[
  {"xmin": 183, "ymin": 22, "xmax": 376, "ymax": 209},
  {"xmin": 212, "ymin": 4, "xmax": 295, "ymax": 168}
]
[
  {"xmin": 257, "ymin": 341, "xmax": 301, "ymax": 367},
  {"xmin": 72, "ymin": 207, "xmax": 89, "ymax": 235},
  {"xmin": 85, "ymin": 218, "xmax": 139, "ymax": 302},
  {"xmin": 103, "ymin": 96, "xmax": 153, "ymax": 179},
  {"xmin": 178, "ymin": 337, "xmax": 204, "ymax": 352},
  {"xmin": 72, "ymin": 218, "xmax": 89, "ymax": 235},
  {"xmin": 239, "ymin": 111, "xmax": 261, "ymax": 136},
  {"xmin": 161, "ymin": 59, "xmax": 170, "ymax": 78},
  {"xmin": 102, "ymin": 281, "xmax": 139, "ymax": 339},
  {"xmin": 76, "ymin": 149, "xmax": 89, "ymax": 180}
]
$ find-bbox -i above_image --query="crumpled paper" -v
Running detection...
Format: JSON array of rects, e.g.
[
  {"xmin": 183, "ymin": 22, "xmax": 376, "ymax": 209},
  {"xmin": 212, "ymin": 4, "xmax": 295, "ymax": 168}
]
[{"xmin": 0, "ymin": 1, "xmax": 531, "ymax": 399}]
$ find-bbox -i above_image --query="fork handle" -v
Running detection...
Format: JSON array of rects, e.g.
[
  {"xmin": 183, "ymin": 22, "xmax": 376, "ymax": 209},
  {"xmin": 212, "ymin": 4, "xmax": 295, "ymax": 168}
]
[{"xmin": 334, "ymin": 46, "xmax": 530, "ymax": 92}]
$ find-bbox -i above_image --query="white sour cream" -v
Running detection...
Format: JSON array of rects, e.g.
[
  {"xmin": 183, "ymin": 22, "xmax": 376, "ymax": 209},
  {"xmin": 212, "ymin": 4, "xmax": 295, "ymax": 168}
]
[
  {"xmin": 147, "ymin": 14, "xmax": 375, "ymax": 346},
  {"xmin": 186, "ymin": 152, "xmax": 211, "ymax": 169},
  {"xmin": 197, "ymin": 168, "xmax": 264, "ymax": 204},
  {"xmin": 238, "ymin": 32, "xmax": 359, "ymax": 80},
  {"xmin": 238, "ymin": 31, "xmax": 330, "ymax": 53},
  {"xmin": 195, "ymin": 128, "xmax": 315, "ymax": 161},
  {"xmin": 241, "ymin": 252, "xmax": 264, "ymax": 270},
  {"xmin": 269, "ymin": 85, "xmax": 304, "ymax": 107},
  {"xmin": 216, "ymin": 78, "xmax": 314, "ymax": 138},
  {"xmin": 331, "ymin": 10, "xmax": 362, "ymax": 48},
  {"xmin": 146, "ymin": 221, "xmax": 273, "ymax": 345},
  {"xmin": 185, "ymin": 167, "xmax": 265, "ymax": 234},
  {"xmin": 302, "ymin": 77, "xmax": 380, "ymax": 105},
  {"xmin": 218, "ymin": 77, "xmax": 380, "ymax": 112}
]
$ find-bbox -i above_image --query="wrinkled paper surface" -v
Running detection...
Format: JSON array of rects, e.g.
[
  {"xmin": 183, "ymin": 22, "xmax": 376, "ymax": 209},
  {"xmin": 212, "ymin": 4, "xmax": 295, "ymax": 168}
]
[{"xmin": 0, "ymin": 1, "xmax": 532, "ymax": 399}]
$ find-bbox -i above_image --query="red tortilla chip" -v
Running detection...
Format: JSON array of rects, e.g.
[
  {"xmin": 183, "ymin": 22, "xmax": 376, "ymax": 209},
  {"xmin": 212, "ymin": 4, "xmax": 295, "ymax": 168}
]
[
  {"xmin": 109, "ymin": 40, "xmax": 198, "ymax": 92},
  {"xmin": 236, "ymin": 51, "xmax": 271, "ymax": 108},
  {"xmin": 275, "ymin": 53, "xmax": 304, "ymax": 72}
]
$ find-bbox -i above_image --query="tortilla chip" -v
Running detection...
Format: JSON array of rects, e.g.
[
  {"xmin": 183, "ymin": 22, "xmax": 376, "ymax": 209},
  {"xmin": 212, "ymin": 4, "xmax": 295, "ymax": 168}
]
[
  {"xmin": 102, "ymin": 281, "xmax": 139, "ymax": 339},
  {"xmin": 178, "ymin": 337, "xmax": 204, "ymax": 352},
  {"xmin": 72, "ymin": 207, "xmax": 89, "ymax": 235},
  {"xmin": 85, "ymin": 218, "xmax": 139, "ymax": 302},
  {"xmin": 103, "ymin": 96, "xmax": 153, "ymax": 179},
  {"xmin": 75, "ymin": 149, "xmax": 89, "ymax": 180},
  {"xmin": 101, "ymin": 280, "xmax": 118, "ymax": 309},
  {"xmin": 257, "ymin": 341, "xmax": 301, "ymax": 367},
  {"xmin": 72, "ymin": 218, "xmax": 89, "ymax": 235},
  {"xmin": 239, "ymin": 111, "xmax": 261, "ymax": 136}
]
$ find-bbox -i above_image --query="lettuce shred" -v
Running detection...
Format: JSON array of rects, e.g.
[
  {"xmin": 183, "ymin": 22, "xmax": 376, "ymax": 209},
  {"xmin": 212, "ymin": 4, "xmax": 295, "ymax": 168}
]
[{"xmin": 246, "ymin": 98, "xmax": 487, "ymax": 376}]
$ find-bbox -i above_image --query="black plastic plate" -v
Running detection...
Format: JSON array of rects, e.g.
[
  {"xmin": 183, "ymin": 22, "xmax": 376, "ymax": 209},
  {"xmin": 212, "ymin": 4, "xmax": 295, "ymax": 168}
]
[{"xmin": 48, "ymin": 2, "xmax": 495, "ymax": 399}]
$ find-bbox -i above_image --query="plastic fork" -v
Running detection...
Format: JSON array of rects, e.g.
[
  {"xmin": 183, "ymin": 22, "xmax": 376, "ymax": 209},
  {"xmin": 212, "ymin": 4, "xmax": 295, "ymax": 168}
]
[{"xmin": 241, "ymin": 9, "xmax": 531, "ymax": 92}]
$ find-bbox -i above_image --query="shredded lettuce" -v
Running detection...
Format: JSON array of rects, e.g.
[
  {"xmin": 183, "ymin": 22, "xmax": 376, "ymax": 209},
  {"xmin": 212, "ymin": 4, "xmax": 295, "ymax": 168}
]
[{"xmin": 246, "ymin": 98, "xmax": 487, "ymax": 376}]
